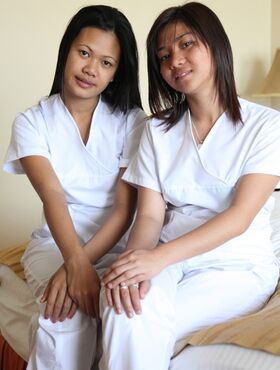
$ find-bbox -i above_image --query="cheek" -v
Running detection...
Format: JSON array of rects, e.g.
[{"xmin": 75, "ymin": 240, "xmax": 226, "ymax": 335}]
[{"xmin": 159, "ymin": 65, "xmax": 169, "ymax": 80}]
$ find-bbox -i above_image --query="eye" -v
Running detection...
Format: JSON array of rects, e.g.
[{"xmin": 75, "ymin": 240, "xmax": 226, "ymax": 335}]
[
  {"xmin": 102, "ymin": 60, "xmax": 113, "ymax": 68},
  {"xmin": 158, "ymin": 54, "xmax": 170, "ymax": 63},
  {"xmin": 79, "ymin": 49, "xmax": 90, "ymax": 58},
  {"xmin": 182, "ymin": 40, "xmax": 194, "ymax": 49}
]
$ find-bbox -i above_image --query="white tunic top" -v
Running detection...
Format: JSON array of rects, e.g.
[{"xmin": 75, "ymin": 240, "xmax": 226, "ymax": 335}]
[
  {"xmin": 123, "ymin": 98, "xmax": 280, "ymax": 269},
  {"xmin": 4, "ymin": 94, "xmax": 146, "ymax": 244}
]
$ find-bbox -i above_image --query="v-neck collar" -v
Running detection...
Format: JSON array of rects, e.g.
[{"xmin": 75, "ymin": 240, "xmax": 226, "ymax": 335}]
[{"xmin": 59, "ymin": 95, "xmax": 102, "ymax": 149}]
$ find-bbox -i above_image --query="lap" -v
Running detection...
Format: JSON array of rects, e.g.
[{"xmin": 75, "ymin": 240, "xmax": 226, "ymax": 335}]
[{"xmin": 174, "ymin": 263, "xmax": 279, "ymax": 340}]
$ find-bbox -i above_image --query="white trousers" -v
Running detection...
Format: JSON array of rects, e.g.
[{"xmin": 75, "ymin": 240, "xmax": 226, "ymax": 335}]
[
  {"xmin": 22, "ymin": 239, "xmax": 117, "ymax": 370},
  {"xmin": 99, "ymin": 261, "xmax": 279, "ymax": 370}
]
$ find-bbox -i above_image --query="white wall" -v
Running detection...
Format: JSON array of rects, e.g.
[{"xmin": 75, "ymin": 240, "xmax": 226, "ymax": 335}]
[
  {"xmin": 0, "ymin": 0, "xmax": 273, "ymax": 248},
  {"xmin": 271, "ymin": 0, "xmax": 280, "ymax": 109}
]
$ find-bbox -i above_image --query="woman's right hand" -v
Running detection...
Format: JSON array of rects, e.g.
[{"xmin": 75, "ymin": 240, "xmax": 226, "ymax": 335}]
[
  {"xmin": 41, "ymin": 264, "xmax": 78, "ymax": 323},
  {"xmin": 65, "ymin": 251, "xmax": 101, "ymax": 318}
]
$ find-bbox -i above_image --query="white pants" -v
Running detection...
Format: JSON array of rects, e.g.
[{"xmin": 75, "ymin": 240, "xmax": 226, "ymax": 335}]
[
  {"xmin": 99, "ymin": 261, "xmax": 279, "ymax": 370},
  {"xmin": 22, "ymin": 238, "xmax": 118, "ymax": 370}
]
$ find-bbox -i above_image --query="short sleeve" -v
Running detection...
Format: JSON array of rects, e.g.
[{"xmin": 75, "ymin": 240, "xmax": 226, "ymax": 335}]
[
  {"xmin": 119, "ymin": 108, "xmax": 146, "ymax": 168},
  {"xmin": 241, "ymin": 118, "xmax": 280, "ymax": 178},
  {"xmin": 3, "ymin": 110, "xmax": 50, "ymax": 174},
  {"xmin": 122, "ymin": 122, "xmax": 162, "ymax": 193}
]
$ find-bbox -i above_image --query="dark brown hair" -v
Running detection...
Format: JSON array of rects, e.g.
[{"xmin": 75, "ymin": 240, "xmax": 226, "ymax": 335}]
[
  {"xmin": 147, "ymin": 2, "xmax": 241, "ymax": 129},
  {"xmin": 50, "ymin": 5, "xmax": 142, "ymax": 112}
]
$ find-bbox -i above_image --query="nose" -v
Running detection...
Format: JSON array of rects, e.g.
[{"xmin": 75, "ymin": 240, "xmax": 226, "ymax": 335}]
[
  {"xmin": 169, "ymin": 50, "xmax": 185, "ymax": 70},
  {"xmin": 83, "ymin": 58, "xmax": 98, "ymax": 76}
]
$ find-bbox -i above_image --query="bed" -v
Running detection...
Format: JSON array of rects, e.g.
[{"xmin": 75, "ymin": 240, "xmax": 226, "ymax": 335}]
[{"xmin": 1, "ymin": 190, "xmax": 280, "ymax": 370}]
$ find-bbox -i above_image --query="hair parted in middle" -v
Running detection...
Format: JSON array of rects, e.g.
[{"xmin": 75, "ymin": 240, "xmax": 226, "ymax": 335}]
[
  {"xmin": 50, "ymin": 5, "xmax": 142, "ymax": 112},
  {"xmin": 146, "ymin": 1, "xmax": 241, "ymax": 130}
]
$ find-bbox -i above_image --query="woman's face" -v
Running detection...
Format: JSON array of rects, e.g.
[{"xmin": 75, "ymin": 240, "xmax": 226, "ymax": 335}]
[
  {"xmin": 157, "ymin": 21, "xmax": 215, "ymax": 98},
  {"xmin": 63, "ymin": 27, "xmax": 120, "ymax": 104}
]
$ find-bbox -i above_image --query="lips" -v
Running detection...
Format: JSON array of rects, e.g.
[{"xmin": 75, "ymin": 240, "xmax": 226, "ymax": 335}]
[
  {"xmin": 174, "ymin": 70, "xmax": 192, "ymax": 80},
  {"xmin": 75, "ymin": 76, "xmax": 95, "ymax": 88}
]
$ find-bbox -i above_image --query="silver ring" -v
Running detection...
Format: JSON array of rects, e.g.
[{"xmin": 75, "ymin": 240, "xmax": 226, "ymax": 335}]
[
  {"xmin": 131, "ymin": 283, "xmax": 139, "ymax": 288},
  {"xmin": 120, "ymin": 284, "xmax": 128, "ymax": 290}
]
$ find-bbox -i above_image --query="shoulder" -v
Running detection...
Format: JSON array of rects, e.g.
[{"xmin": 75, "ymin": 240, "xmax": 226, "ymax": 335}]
[
  {"xmin": 14, "ymin": 94, "xmax": 61, "ymax": 125},
  {"xmin": 239, "ymin": 98, "xmax": 280, "ymax": 126},
  {"xmin": 145, "ymin": 112, "xmax": 187, "ymax": 138}
]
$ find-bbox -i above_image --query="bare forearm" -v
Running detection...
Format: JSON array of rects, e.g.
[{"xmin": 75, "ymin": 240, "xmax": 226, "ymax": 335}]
[
  {"xmin": 155, "ymin": 206, "xmax": 247, "ymax": 268},
  {"xmin": 42, "ymin": 190, "xmax": 82, "ymax": 261},
  {"xmin": 126, "ymin": 214, "xmax": 163, "ymax": 251},
  {"xmin": 83, "ymin": 208, "xmax": 135, "ymax": 262}
]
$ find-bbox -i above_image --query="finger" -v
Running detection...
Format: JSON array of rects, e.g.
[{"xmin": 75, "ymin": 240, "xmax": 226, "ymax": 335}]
[
  {"xmin": 129, "ymin": 284, "xmax": 142, "ymax": 315},
  {"xmin": 111, "ymin": 286, "xmax": 122, "ymax": 314},
  {"xmin": 139, "ymin": 280, "xmax": 151, "ymax": 299},
  {"xmin": 120, "ymin": 285, "xmax": 134, "ymax": 318},
  {"xmin": 51, "ymin": 286, "xmax": 67, "ymax": 322},
  {"xmin": 111, "ymin": 274, "xmax": 146, "ymax": 290},
  {"xmin": 105, "ymin": 288, "xmax": 113, "ymax": 307},
  {"xmin": 94, "ymin": 292, "xmax": 100, "ymax": 319},
  {"xmin": 58, "ymin": 294, "xmax": 73, "ymax": 321},
  {"xmin": 41, "ymin": 284, "xmax": 50, "ymax": 303},
  {"xmin": 44, "ymin": 287, "xmax": 58, "ymax": 320},
  {"xmin": 83, "ymin": 296, "xmax": 95, "ymax": 318},
  {"xmin": 105, "ymin": 268, "xmax": 143, "ymax": 289},
  {"xmin": 102, "ymin": 263, "xmax": 135, "ymax": 286},
  {"xmin": 67, "ymin": 301, "xmax": 78, "ymax": 319},
  {"xmin": 102, "ymin": 251, "xmax": 135, "ymax": 281}
]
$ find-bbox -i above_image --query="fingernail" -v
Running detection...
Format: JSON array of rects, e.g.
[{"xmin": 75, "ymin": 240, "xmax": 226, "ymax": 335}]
[
  {"xmin": 116, "ymin": 306, "xmax": 122, "ymax": 314},
  {"xmin": 128, "ymin": 312, "xmax": 133, "ymax": 318},
  {"xmin": 136, "ymin": 310, "xmax": 141, "ymax": 315}
]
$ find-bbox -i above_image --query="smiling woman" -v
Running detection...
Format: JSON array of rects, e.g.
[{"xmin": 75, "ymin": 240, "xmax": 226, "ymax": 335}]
[
  {"xmin": 2, "ymin": 5, "xmax": 146, "ymax": 370},
  {"xmin": 99, "ymin": 3, "xmax": 280, "ymax": 370}
]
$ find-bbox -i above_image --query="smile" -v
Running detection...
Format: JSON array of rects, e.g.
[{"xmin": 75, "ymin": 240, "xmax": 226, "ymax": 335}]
[{"xmin": 174, "ymin": 70, "xmax": 192, "ymax": 80}]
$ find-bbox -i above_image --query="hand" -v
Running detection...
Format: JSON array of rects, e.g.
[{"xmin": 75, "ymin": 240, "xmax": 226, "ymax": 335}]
[
  {"xmin": 105, "ymin": 280, "xmax": 151, "ymax": 318},
  {"xmin": 41, "ymin": 264, "xmax": 78, "ymax": 322},
  {"xmin": 102, "ymin": 249, "xmax": 163, "ymax": 289},
  {"xmin": 65, "ymin": 251, "xmax": 101, "ymax": 318}
]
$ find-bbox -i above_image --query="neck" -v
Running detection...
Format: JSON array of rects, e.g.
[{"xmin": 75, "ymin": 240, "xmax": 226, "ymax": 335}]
[
  {"xmin": 62, "ymin": 93, "xmax": 99, "ymax": 145},
  {"xmin": 187, "ymin": 93, "xmax": 223, "ymax": 127},
  {"xmin": 63, "ymin": 92, "xmax": 99, "ymax": 119}
]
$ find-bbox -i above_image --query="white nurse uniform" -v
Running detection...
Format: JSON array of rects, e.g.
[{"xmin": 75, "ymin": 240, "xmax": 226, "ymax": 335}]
[
  {"xmin": 100, "ymin": 98, "xmax": 280, "ymax": 370},
  {"xmin": 3, "ymin": 93, "xmax": 146, "ymax": 370}
]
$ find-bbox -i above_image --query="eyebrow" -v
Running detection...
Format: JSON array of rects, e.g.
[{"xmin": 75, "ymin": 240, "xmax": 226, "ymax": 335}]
[
  {"xmin": 157, "ymin": 31, "xmax": 192, "ymax": 52},
  {"xmin": 77, "ymin": 43, "xmax": 118, "ymax": 63}
]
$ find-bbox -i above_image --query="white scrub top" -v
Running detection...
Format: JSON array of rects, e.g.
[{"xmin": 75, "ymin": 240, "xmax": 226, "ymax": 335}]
[
  {"xmin": 4, "ymin": 94, "xmax": 146, "ymax": 244},
  {"xmin": 123, "ymin": 98, "xmax": 280, "ymax": 269}
]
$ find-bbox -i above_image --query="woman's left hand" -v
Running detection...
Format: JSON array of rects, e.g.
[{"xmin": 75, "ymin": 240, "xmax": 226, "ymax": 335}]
[
  {"xmin": 102, "ymin": 249, "xmax": 163, "ymax": 288},
  {"xmin": 105, "ymin": 280, "xmax": 150, "ymax": 318}
]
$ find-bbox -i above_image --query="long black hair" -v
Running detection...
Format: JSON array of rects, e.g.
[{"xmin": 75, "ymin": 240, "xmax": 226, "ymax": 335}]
[
  {"xmin": 147, "ymin": 2, "xmax": 241, "ymax": 129},
  {"xmin": 50, "ymin": 5, "xmax": 142, "ymax": 112}
]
